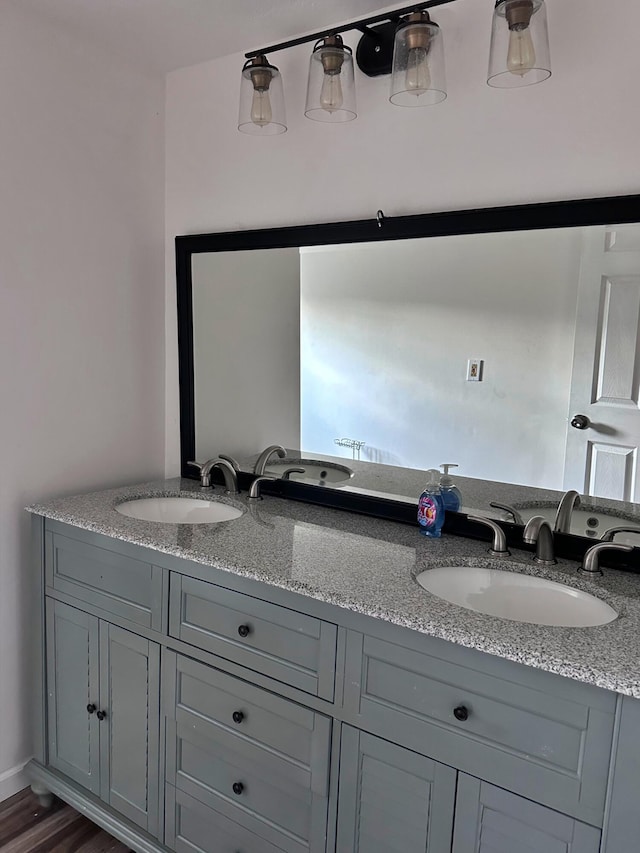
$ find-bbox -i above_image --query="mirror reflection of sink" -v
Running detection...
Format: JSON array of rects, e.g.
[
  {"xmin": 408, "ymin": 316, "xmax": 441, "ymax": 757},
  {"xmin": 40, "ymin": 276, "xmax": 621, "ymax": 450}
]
[
  {"xmin": 415, "ymin": 565, "xmax": 618, "ymax": 627},
  {"xmin": 116, "ymin": 496, "xmax": 244, "ymax": 524},
  {"xmin": 507, "ymin": 504, "xmax": 640, "ymax": 544},
  {"xmin": 265, "ymin": 458, "xmax": 354, "ymax": 486}
]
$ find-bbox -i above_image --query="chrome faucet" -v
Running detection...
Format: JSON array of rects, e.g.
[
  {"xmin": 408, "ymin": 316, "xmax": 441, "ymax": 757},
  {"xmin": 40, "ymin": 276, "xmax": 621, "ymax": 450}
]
[
  {"xmin": 208, "ymin": 459, "xmax": 239, "ymax": 494},
  {"xmin": 253, "ymin": 445, "xmax": 286, "ymax": 476},
  {"xmin": 468, "ymin": 516, "xmax": 510, "ymax": 556},
  {"xmin": 282, "ymin": 467, "xmax": 305, "ymax": 481},
  {"xmin": 578, "ymin": 542, "xmax": 633, "ymax": 576},
  {"xmin": 523, "ymin": 516, "xmax": 556, "ymax": 565},
  {"xmin": 489, "ymin": 502, "xmax": 524, "ymax": 525},
  {"xmin": 248, "ymin": 476, "xmax": 277, "ymax": 500},
  {"xmin": 601, "ymin": 526, "xmax": 640, "ymax": 543},
  {"xmin": 554, "ymin": 490, "xmax": 581, "ymax": 534},
  {"xmin": 187, "ymin": 458, "xmax": 219, "ymax": 488},
  {"xmin": 218, "ymin": 453, "xmax": 240, "ymax": 472}
]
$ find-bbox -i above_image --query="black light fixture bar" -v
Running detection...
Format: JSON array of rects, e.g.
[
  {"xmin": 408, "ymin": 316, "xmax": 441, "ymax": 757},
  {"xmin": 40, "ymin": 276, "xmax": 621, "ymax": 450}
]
[{"xmin": 244, "ymin": 0, "xmax": 457, "ymax": 59}]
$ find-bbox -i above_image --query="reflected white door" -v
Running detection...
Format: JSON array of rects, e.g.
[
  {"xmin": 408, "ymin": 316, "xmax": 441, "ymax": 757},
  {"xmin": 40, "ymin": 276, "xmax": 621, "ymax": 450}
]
[{"xmin": 564, "ymin": 225, "xmax": 640, "ymax": 501}]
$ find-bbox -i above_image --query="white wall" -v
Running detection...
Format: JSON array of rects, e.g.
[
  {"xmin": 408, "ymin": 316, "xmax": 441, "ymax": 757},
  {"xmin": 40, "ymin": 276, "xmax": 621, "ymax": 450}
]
[
  {"xmin": 165, "ymin": 0, "xmax": 640, "ymax": 473},
  {"xmin": 0, "ymin": 3, "xmax": 165, "ymax": 798},
  {"xmin": 300, "ymin": 231, "xmax": 582, "ymax": 489},
  {"xmin": 192, "ymin": 250, "xmax": 300, "ymax": 459}
]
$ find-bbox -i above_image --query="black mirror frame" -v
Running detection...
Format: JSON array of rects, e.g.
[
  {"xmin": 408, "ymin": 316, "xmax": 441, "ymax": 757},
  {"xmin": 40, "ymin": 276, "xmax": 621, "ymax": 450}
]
[{"xmin": 176, "ymin": 194, "xmax": 640, "ymax": 571}]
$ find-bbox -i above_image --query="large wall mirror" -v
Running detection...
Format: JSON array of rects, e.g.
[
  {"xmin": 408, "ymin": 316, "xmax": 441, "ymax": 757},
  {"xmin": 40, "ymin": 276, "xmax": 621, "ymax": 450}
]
[{"xmin": 177, "ymin": 196, "xmax": 640, "ymax": 552}]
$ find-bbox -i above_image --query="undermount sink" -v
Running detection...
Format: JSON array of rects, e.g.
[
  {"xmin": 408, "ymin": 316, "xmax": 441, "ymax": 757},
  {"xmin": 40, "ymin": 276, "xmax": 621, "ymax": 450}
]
[
  {"xmin": 265, "ymin": 458, "xmax": 354, "ymax": 486},
  {"xmin": 116, "ymin": 497, "xmax": 244, "ymax": 524},
  {"xmin": 509, "ymin": 505, "xmax": 640, "ymax": 544},
  {"xmin": 415, "ymin": 565, "xmax": 618, "ymax": 627}
]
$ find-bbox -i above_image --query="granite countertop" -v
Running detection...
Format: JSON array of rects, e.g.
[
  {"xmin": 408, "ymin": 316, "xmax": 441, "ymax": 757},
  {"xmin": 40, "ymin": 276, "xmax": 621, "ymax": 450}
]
[{"xmin": 28, "ymin": 478, "xmax": 640, "ymax": 698}]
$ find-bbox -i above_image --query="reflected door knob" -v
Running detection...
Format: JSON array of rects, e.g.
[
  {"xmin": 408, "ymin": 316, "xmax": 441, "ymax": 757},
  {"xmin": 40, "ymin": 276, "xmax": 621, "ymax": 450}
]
[{"xmin": 571, "ymin": 414, "xmax": 590, "ymax": 430}]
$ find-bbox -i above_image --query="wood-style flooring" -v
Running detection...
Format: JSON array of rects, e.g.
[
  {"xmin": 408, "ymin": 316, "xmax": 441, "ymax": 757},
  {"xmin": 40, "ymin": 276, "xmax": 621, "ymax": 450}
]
[{"xmin": 0, "ymin": 788, "xmax": 132, "ymax": 852}]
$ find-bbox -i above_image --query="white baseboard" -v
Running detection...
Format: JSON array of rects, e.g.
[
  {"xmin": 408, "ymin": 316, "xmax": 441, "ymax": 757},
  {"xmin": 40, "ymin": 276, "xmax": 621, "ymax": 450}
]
[{"xmin": 0, "ymin": 758, "xmax": 32, "ymax": 802}]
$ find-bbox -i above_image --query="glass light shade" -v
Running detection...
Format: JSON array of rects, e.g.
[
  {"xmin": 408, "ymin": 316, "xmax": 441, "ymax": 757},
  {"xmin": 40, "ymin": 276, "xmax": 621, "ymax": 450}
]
[
  {"xmin": 488, "ymin": 0, "xmax": 551, "ymax": 88},
  {"xmin": 305, "ymin": 38, "xmax": 357, "ymax": 123},
  {"xmin": 238, "ymin": 57, "xmax": 287, "ymax": 135},
  {"xmin": 390, "ymin": 16, "xmax": 446, "ymax": 107}
]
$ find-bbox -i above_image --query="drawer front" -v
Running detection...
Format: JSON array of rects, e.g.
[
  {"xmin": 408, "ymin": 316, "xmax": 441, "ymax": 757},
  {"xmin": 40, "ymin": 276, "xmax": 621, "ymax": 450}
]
[
  {"xmin": 165, "ymin": 653, "xmax": 331, "ymax": 853},
  {"xmin": 169, "ymin": 574, "xmax": 336, "ymax": 699},
  {"xmin": 344, "ymin": 632, "xmax": 616, "ymax": 826},
  {"xmin": 166, "ymin": 786, "xmax": 286, "ymax": 853},
  {"xmin": 46, "ymin": 531, "xmax": 163, "ymax": 629}
]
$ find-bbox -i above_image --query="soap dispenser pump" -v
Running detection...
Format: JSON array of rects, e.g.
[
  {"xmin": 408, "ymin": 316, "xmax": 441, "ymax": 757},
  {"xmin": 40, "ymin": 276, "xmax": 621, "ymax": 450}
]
[
  {"xmin": 439, "ymin": 463, "xmax": 462, "ymax": 512},
  {"xmin": 418, "ymin": 469, "xmax": 445, "ymax": 538}
]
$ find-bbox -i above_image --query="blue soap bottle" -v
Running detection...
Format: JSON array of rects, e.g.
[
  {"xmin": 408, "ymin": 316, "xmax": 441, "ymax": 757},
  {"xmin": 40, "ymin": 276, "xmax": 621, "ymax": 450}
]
[
  {"xmin": 439, "ymin": 463, "xmax": 462, "ymax": 512},
  {"xmin": 418, "ymin": 469, "xmax": 445, "ymax": 538}
]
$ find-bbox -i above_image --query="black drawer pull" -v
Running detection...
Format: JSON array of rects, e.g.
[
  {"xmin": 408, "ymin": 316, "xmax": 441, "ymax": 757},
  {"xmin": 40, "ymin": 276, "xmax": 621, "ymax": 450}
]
[
  {"xmin": 237, "ymin": 624, "xmax": 251, "ymax": 638},
  {"xmin": 232, "ymin": 711, "xmax": 245, "ymax": 724},
  {"xmin": 232, "ymin": 782, "xmax": 244, "ymax": 796},
  {"xmin": 453, "ymin": 705, "xmax": 469, "ymax": 722},
  {"xmin": 97, "ymin": 710, "xmax": 107, "ymax": 721},
  {"xmin": 87, "ymin": 703, "xmax": 97, "ymax": 715}
]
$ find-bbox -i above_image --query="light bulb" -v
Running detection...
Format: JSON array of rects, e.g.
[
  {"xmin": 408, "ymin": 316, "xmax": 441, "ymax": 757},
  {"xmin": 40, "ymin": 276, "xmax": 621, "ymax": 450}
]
[
  {"xmin": 319, "ymin": 73, "xmax": 344, "ymax": 113},
  {"xmin": 405, "ymin": 47, "xmax": 431, "ymax": 97},
  {"xmin": 507, "ymin": 27, "xmax": 536, "ymax": 76},
  {"xmin": 250, "ymin": 89, "xmax": 272, "ymax": 127}
]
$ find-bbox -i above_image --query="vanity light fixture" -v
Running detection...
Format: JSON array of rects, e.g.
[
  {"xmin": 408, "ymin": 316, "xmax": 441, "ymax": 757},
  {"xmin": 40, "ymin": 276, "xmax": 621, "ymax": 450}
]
[
  {"xmin": 238, "ymin": 55, "xmax": 287, "ymax": 135},
  {"xmin": 305, "ymin": 35, "xmax": 357, "ymax": 123},
  {"xmin": 390, "ymin": 10, "xmax": 446, "ymax": 106},
  {"xmin": 487, "ymin": 0, "xmax": 551, "ymax": 88},
  {"xmin": 239, "ymin": 0, "xmax": 551, "ymax": 134}
]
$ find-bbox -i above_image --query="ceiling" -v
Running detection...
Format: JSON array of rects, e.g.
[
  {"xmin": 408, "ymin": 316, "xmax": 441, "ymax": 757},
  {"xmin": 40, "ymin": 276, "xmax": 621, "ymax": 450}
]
[{"xmin": 18, "ymin": 0, "xmax": 400, "ymax": 74}]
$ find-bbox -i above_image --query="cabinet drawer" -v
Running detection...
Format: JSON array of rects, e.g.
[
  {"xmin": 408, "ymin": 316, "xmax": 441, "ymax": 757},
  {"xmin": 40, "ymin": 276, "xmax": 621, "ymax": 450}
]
[
  {"xmin": 166, "ymin": 786, "xmax": 286, "ymax": 853},
  {"xmin": 165, "ymin": 653, "xmax": 331, "ymax": 853},
  {"xmin": 169, "ymin": 574, "xmax": 336, "ymax": 699},
  {"xmin": 344, "ymin": 632, "xmax": 616, "ymax": 826},
  {"xmin": 46, "ymin": 530, "xmax": 163, "ymax": 629}
]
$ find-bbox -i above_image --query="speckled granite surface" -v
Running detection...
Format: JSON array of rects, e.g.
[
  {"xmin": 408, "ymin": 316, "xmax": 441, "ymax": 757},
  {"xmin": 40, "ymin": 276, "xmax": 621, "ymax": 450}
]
[{"xmin": 27, "ymin": 479, "xmax": 640, "ymax": 698}]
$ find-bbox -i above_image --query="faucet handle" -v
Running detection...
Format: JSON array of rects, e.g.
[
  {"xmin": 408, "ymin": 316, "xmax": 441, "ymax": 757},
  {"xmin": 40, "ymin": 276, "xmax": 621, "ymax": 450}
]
[
  {"xmin": 489, "ymin": 502, "xmax": 524, "ymax": 525},
  {"xmin": 468, "ymin": 516, "xmax": 510, "ymax": 557},
  {"xmin": 187, "ymin": 460, "xmax": 202, "ymax": 472},
  {"xmin": 281, "ymin": 467, "xmax": 306, "ymax": 481},
  {"xmin": 578, "ymin": 542, "xmax": 633, "ymax": 576},
  {"xmin": 248, "ymin": 476, "xmax": 277, "ymax": 500},
  {"xmin": 600, "ymin": 526, "xmax": 640, "ymax": 543}
]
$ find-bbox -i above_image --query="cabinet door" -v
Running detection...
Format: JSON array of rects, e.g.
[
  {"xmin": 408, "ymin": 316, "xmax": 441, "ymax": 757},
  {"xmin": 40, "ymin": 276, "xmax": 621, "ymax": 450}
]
[
  {"xmin": 46, "ymin": 599, "xmax": 100, "ymax": 793},
  {"xmin": 453, "ymin": 775, "xmax": 601, "ymax": 853},
  {"xmin": 99, "ymin": 622, "xmax": 160, "ymax": 836},
  {"xmin": 336, "ymin": 726, "xmax": 456, "ymax": 853}
]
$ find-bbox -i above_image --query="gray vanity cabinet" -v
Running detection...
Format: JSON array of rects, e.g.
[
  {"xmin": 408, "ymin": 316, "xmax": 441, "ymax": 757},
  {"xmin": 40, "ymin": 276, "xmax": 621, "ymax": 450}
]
[
  {"xmin": 46, "ymin": 598, "xmax": 160, "ymax": 836},
  {"xmin": 335, "ymin": 726, "xmax": 456, "ymax": 853},
  {"xmin": 452, "ymin": 776, "xmax": 601, "ymax": 853}
]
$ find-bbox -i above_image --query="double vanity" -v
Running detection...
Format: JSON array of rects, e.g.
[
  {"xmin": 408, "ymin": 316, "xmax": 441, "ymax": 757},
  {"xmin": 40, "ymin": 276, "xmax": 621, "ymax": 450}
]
[{"xmin": 27, "ymin": 478, "xmax": 640, "ymax": 853}]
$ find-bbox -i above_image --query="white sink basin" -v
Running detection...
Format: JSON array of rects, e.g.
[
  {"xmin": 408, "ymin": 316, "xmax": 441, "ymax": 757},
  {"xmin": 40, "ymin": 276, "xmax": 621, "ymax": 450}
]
[
  {"xmin": 415, "ymin": 565, "xmax": 618, "ymax": 627},
  {"xmin": 116, "ymin": 497, "xmax": 244, "ymax": 524},
  {"xmin": 265, "ymin": 458, "xmax": 353, "ymax": 486}
]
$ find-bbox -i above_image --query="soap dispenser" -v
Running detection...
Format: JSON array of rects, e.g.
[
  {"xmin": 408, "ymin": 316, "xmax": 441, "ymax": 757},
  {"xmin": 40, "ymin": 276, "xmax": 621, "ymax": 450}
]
[
  {"xmin": 439, "ymin": 463, "xmax": 462, "ymax": 512},
  {"xmin": 418, "ymin": 469, "xmax": 445, "ymax": 538}
]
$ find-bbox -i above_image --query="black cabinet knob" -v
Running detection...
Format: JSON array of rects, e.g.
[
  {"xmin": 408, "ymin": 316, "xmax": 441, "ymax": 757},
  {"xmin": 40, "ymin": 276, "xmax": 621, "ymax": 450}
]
[
  {"xmin": 96, "ymin": 710, "xmax": 107, "ymax": 721},
  {"xmin": 232, "ymin": 711, "xmax": 245, "ymax": 724},
  {"xmin": 232, "ymin": 782, "xmax": 244, "ymax": 796},
  {"xmin": 87, "ymin": 703, "xmax": 97, "ymax": 715},
  {"xmin": 453, "ymin": 705, "xmax": 469, "ymax": 722},
  {"xmin": 237, "ymin": 624, "xmax": 251, "ymax": 638}
]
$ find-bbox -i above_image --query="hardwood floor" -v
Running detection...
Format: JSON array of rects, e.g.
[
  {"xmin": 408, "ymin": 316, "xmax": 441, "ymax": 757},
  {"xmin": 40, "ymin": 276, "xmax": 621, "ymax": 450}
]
[{"xmin": 0, "ymin": 789, "xmax": 132, "ymax": 852}]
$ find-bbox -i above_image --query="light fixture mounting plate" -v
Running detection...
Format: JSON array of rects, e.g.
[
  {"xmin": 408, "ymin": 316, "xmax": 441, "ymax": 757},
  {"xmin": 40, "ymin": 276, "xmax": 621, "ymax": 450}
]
[{"xmin": 355, "ymin": 22, "xmax": 396, "ymax": 77}]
